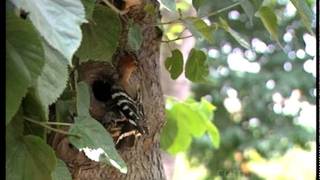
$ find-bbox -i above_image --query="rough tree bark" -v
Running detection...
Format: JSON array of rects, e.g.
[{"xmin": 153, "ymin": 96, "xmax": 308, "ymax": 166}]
[{"xmin": 49, "ymin": 0, "xmax": 166, "ymax": 179}]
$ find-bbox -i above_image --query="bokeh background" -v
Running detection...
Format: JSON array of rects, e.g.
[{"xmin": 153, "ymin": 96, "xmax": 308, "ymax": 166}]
[{"xmin": 158, "ymin": 0, "xmax": 317, "ymax": 179}]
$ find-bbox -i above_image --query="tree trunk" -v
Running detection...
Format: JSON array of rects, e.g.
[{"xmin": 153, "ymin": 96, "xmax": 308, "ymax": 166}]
[{"xmin": 50, "ymin": 0, "xmax": 166, "ymax": 179}]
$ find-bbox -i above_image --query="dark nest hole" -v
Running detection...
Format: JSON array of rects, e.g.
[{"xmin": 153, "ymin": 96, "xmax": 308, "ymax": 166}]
[
  {"xmin": 49, "ymin": 60, "xmax": 141, "ymax": 164},
  {"xmin": 91, "ymin": 78, "xmax": 140, "ymax": 149},
  {"xmin": 48, "ymin": 58, "xmax": 143, "ymax": 175}
]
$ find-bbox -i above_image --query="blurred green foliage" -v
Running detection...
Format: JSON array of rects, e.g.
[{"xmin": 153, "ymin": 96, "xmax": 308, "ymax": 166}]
[
  {"xmin": 161, "ymin": 0, "xmax": 316, "ymax": 179},
  {"xmin": 161, "ymin": 98, "xmax": 220, "ymax": 154},
  {"xmin": 185, "ymin": 0, "xmax": 316, "ymax": 179}
]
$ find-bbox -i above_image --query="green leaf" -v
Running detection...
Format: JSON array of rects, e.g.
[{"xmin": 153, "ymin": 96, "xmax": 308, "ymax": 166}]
[
  {"xmin": 166, "ymin": 121, "xmax": 192, "ymax": 154},
  {"xmin": 185, "ymin": 48, "xmax": 209, "ymax": 82},
  {"xmin": 165, "ymin": 49, "xmax": 184, "ymax": 80},
  {"xmin": 205, "ymin": 120, "xmax": 220, "ymax": 148},
  {"xmin": 290, "ymin": 0, "xmax": 314, "ymax": 35},
  {"xmin": 184, "ymin": 17, "xmax": 213, "ymax": 43},
  {"xmin": 197, "ymin": 99, "xmax": 219, "ymax": 148},
  {"xmin": 76, "ymin": 82, "xmax": 90, "ymax": 117},
  {"xmin": 250, "ymin": 0, "xmax": 263, "ymax": 10},
  {"xmin": 192, "ymin": 0, "xmax": 205, "ymax": 11},
  {"xmin": 160, "ymin": 109, "xmax": 178, "ymax": 150},
  {"xmin": 198, "ymin": 98, "xmax": 216, "ymax": 120},
  {"xmin": 81, "ymin": 0, "xmax": 96, "ymax": 20},
  {"xmin": 219, "ymin": 17, "xmax": 251, "ymax": 49},
  {"xmin": 6, "ymin": 110, "xmax": 24, "ymax": 140},
  {"xmin": 174, "ymin": 101, "xmax": 207, "ymax": 137},
  {"xmin": 190, "ymin": 0, "xmax": 213, "ymax": 18},
  {"xmin": 52, "ymin": 159, "xmax": 72, "ymax": 180},
  {"xmin": 163, "ymin": 100, "xmax": 192, "ymax": 154},
  {"xmin": 6, "ymin": 1, "xmax": 15, "ymax": 11},
  {"xmin": 38, "ymin": 40, "xmax": 69, "ymax": 106},
  {"xmin": 128, "ymin": 23, "xmax": 143, "ymax": 51},
  {"xmin": 6, "ymin": 134, "xmax": 56, "ymax": 180},
  {"xmin": 22, "ymin": 92, "xmax": 47, "ymax": 138},
  {"xmin": 256, "ymin": 6, "xmax": 279, "ymax": 41},
  {"xmin": 159, "ymin": 0, "xmax": 176, "ymax": 12},
  {"xmin": 69, "ymin": 117, "xmax": 127, "ymax": 173},
  {"xmin": 11, "ymin": 0, "xmax": 87, "ymax": 63},
  {"xmin": 32, "ymin": 41, "xmax": 69, "ymax": 120},
  {"xmin": 76, "ymin": 4, "xmax": 121, "ymax": 62},
  {"xmin": 6, "ymin": 12, "xmax": 45, "ymax": 125},
  {"xmin": 71, "ymin": 81, "xmax": 127, "ymax": 173},
  {"xmin": 240, "ymin": 0, "xmax": 255, "ymax": 26},
  {"xmin": 160, "ymin": 97, "xmax": 220, "ymax": 154},
  {"xmin": 22, "ymin": 42, "xmax": 68, "ymax": 137},
  {"xmin": 55, "ymin": 99, "xmax": 76, "ymax": 123}
]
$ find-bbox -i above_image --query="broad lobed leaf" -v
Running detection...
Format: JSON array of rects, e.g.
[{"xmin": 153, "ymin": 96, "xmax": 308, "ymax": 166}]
[
  {"xmin": 185, "ymin": 48, "xmax": 209, "ymax": 82},
  {"xmin": 6, "ymin": 115, "xmax": 56, "ymax": 180},
  {"xmin": 256, "ymin": 6, "xmax": 279, "ymax": 41},
  {"xmin": 239, "ymin": 0, "xmax": 255, "ymax": 26},
  {"xmin": 6, "ymin": 135, "xmax": 56, "ymax": 180},
  {"xmin": 70, "ymin": 82, "xmax": 127, "ymax": 173},
  {"xmin": 219, "ymin": 17, "xmax": 250, "ymax": 49},
  {"xmin": 51, "ymin": 159, "xmax": 72, "ymax": 180},
  {"xmin": 68, "ymin": 117, "xmax": 127, "ymax": 174},
  {"xmin": 81, "ymin": 0, "xmax": 96, "ymax": 20},
  {"xmin": 30, "ymin": 41, "xmax": 69, "ymax": 120},
  {"xmin": 183, "ymin": 17, "xmax": 213, "ymax": 43},
  {"xmin": 165, "ymin": 49, "xmax": 184, "ymax": 80},
  {"xmin": 11, "ymin": 0, "xmax": 86, "ymax": 63},
  {"xmin": 6, "ymin": 12, "xmax": 45, "ymax": 125},
  {"xmin": 192, "ymin": 0, "xmax": 205, "ymax": 11},
  {"xmin": 290, "ymin": 0, "xmax": 314, "ymax": 35},
  {"xmin": 160, "ymin": 110, "xmax": 178, "ymax": 150},
  {"xmin": 76, "ymin": 4, "xmax": 121, "ymax": 62},
  {"xmin": 76, "ymin": 82, "xmax": 91, "ymax": 117},
  {"xmin": 161, "ymin": 97, "xmax": 220, "ymax": 154}
]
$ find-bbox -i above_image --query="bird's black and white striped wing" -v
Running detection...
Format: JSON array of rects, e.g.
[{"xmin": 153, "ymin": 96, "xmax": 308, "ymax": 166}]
[{"xmin": 110, "ymin": 85, "xmax": 145, "ymax": 134}]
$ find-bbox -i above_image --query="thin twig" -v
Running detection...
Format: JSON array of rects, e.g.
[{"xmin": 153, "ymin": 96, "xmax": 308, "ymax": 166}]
[
  {"xmin": 24, "ymin": 117, "xmax": 80, "ymax": 137},
  {"xmin": 45, "ymin": 122, "xmax": 73, "ymax": 126},
  {"xmin": 159, "ymin": 17, "xmax": 192, "ymax": 26},
  {"xmin": 101, "ymin": 0, "xmax": 126, "ymax": 15},
  {"xmin": 161, "ymin": 35, "xmax": 193, "ymax": 43},
  {"xmin": 200, "ymin": 2, "xmax": 241, "ymax": 19},
  {"xmin": 161, "ymin": 27, "xmax": 190, "ymax": 43},
  {"xmin": 158, "ymin": 2, "xmax": 241, "ymax": 26}
]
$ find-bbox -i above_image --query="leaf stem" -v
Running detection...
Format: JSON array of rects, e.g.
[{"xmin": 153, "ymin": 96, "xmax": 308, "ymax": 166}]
[
  {"xmin": 159, "ymin": 17, "xmax": 191, "ymax": 26},
  {"xmin": 161, "ymin": 35, "xmax": 193, "ymax": 43},
  {"xmin": 24, "ymin": 117, "xmax": 79, "ymax": 137},
  {"xmin": 101, "ymin": 0, "xmax": 126, "ymax": 15},
  {"xmin": 45, "ymin": 122, "xmax": 73, "ymax": 126},
  {"xmin": 200, "ymin": 2, "xmax": 241, "ymax": 19},
  {"xmin": 159, "ymin": 2, "xmax": 241, "ymax": 26}
]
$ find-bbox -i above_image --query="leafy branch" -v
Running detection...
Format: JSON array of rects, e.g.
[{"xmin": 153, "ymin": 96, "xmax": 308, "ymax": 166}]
[
  {"xmin": 159, "ymin": 2, "xmax": 241, "ymax": 26},
  {"xmin": 159, "ymin": 2, "xmax": 240, "ymax": 44}
]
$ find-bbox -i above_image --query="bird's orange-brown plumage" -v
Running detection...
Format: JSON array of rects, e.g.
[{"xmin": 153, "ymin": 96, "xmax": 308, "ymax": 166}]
[{"xmin": 118, "ymin": 54, "xmax": 137, "ymax": 89}]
